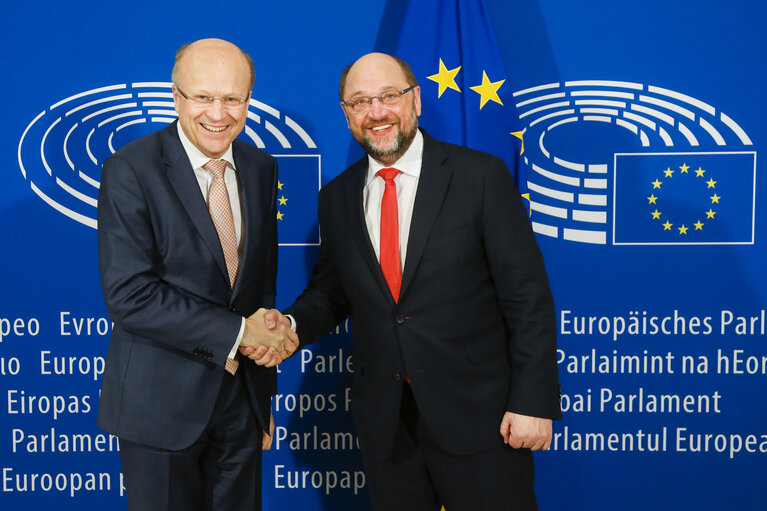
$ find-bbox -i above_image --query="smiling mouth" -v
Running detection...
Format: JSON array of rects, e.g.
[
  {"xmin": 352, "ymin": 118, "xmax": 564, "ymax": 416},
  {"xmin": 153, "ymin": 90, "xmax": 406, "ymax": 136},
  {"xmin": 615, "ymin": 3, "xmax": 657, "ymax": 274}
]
[{"xmin": 201, "ymin": 123, "xmax": 227, "ymax": 133}]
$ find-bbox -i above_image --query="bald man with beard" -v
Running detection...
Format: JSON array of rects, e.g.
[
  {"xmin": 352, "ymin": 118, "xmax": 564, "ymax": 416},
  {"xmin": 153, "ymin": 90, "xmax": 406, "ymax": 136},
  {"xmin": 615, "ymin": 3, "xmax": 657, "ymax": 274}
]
[{"xmin": 274, "ymin": 52, "xmax": 561, "ymax": 511}]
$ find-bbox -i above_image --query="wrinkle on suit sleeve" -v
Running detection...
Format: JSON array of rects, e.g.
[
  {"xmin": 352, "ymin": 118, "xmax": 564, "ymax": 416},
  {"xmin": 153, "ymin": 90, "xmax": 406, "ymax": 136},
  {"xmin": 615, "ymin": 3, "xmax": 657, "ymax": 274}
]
[
  {"xmin": 479, "ymin": 156, "xmax": 562, "ymax": 420},
  {"xmin": 97, "ymin": 154, "xmax": 242, "ymax": 363},
  {"xmin": 285, "ymin": 186, "xmax": 351, "ymax": 346}
]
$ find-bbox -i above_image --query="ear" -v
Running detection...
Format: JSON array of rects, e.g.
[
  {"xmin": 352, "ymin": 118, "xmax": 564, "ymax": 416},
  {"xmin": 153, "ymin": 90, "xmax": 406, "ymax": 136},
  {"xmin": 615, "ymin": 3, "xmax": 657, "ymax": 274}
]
[
  {"xmin": 412, "ymin": 85, "xmax": 422, "ymax": 117},
  {"xmin": 340, "ymin": 101, "xmax": 352, "ymax": 130},
  {"xmin": 172, "ymin": 85, "xmax": 181, "ymax": 113}
]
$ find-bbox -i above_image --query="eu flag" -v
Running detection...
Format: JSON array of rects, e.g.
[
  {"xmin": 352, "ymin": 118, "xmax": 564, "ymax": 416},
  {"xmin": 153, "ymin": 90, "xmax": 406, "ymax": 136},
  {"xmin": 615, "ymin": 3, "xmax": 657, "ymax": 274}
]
[
  {"xmin": 613, "ymin": 152, "xmax": 755, "ymax": 245},
  {"xmin": 274, "ymin": 154, "xmax": 320, "ymax": 246},
  {"xmin": 393, "ymin": 0, "xmax": 528, "ymax": 195}
]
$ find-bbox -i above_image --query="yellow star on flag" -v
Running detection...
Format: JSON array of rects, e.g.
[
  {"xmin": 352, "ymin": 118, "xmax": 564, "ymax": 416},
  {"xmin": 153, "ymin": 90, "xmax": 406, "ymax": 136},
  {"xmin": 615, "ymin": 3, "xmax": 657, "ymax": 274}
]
[
  {"xmin": 511, "ymin": 131, "xmax": 525, "ymax": 154},
  {"xmin": 652, "ymin": 179, "xmax": 662, "ymax": 189},
  {"xmin": 680, "ymin": 163, "xmax": 690, "ymax": 173},
  {"xmin": 647, "ymin": 194, "xmax": 658, "ymax": 204},
  {"xmin": 710, "ymin": 194, "xmax": 721, "ymax": 203},
  {"xmin": 651, "ymin": 210, "xmax": 661, "ymax": 219},
  {"xmin": 469, "ymin": 70, "xmax": 505, "ymax": 110},
  {"xmin": 706, "ymin": 209, "xmax": 716, "ymax": 219},
  {"xmin": 427, "ymin": 59, "xmax": 462, "ymax": 98},
  {"xmin": 678, "ymin": 225, "xmax": 688, "ymax": 234},
  {"xmin": 664, "ymin": 167, "xmax": 674, "ymax": 178},
  {"xmin": 277, "ymin": 181, "xmax": 284, "ymax": 190},
  {"xmin": 278, "ymin": 196, "xmax": 288, "ymax": 206},
  {"xmin": 663, "ymin": 221, "xmax": 673, "ymax": 230},
  {"xmin": 276, "ymin": 211, "xmax": 284, "ymax": 221},
  {"xmin": 521, "ymin": 192, "xmax": 531, "ymax": 217},
  {"xmin": 706, "ymin": 178, "xmax": 717, "ymax": 188},
  {"xmin": 695, "ymin": 167, "xmax": 705, "ymax": 177},
  {"xmin": 694, "ymin": 220, "xmax": 704, "ymax": 230}
]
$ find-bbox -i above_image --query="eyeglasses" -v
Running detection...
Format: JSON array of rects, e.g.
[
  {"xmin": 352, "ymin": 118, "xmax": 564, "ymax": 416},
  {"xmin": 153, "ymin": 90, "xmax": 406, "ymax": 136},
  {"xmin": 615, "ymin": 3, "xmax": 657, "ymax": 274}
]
[
  {"xmin": 342, "ymin": 86, "xmax": 416, "ymax": 113},
  {"xmin": 175, "ymin": 84, "xmax": 249, "ymax": 109}
]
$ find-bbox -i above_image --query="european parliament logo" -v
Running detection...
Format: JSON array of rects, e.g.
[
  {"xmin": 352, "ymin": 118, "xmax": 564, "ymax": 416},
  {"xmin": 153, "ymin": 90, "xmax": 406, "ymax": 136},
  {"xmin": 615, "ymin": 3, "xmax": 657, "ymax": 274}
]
[
  {"xmin": 514, "ymin": 80, "xmax": 756, "ymax": 245},
  {"xmin": 17, "ymin": 82, "xmax": 320, "ymax": 246}
]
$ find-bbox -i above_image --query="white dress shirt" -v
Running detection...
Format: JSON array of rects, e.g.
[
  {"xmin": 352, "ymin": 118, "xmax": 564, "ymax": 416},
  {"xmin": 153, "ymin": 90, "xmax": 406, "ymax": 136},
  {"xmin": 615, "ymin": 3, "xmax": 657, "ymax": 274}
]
[{"xmin": 177, "ymin": 126, "xmax": 244, "ymax": 358}]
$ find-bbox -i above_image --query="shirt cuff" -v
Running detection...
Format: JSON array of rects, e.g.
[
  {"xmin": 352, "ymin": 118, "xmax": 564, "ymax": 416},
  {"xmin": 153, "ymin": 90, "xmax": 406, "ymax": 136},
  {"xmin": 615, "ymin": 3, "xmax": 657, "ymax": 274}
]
[
  {"xmin": 286, "ymin": 314, "xmax": 297, "ymax": 332},
  {"xmin": 228, "ymin": 317, "xmax": 246, "ymax": 359}
]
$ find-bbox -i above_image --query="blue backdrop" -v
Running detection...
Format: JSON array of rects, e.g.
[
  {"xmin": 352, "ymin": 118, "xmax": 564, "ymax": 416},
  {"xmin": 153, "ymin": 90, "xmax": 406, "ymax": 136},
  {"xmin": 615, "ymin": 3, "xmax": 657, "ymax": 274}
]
[{"xmin": 2, "ymin": 1, "xmax": 765, "ymax": 509}]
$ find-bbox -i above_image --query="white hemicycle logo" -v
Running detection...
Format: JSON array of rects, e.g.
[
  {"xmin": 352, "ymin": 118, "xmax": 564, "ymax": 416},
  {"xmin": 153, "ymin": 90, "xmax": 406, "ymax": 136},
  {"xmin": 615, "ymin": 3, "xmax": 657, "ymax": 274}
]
[
  {"xmin": 18, "ymin": 82, "xmax": 318, "ymax": 229},
  {"xmin": 514, "ymin": 80, "xmax": 755, "ymax": 245}
]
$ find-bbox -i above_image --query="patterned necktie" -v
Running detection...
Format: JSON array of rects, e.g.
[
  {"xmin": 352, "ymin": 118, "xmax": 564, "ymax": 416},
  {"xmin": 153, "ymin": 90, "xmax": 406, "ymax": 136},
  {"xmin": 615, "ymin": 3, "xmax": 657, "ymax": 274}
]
[
  {"xmin": 205, "ymin": 159, "xmax": 239, "ymax": 288},
  {"xmin": 377, "ymin": 167, "xmax": 402, "ymax": 302},
  {"xmin": 204, "ymin": 159, "xmax": 239, "ymax": 375}
]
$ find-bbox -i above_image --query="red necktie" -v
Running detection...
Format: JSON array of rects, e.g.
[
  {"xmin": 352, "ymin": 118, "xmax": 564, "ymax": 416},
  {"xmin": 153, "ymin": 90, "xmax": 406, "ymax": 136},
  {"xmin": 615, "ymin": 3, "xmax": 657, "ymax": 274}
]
[{"xmin": 377, "ymin": 168, "xmax": 402, "ymax": 302}]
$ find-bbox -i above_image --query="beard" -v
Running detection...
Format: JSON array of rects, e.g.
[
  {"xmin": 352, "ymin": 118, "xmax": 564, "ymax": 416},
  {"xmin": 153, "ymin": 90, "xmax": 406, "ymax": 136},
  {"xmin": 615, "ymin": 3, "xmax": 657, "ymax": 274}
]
[{"xmin": 356, "ymin": 114, "xmax": 419, "ymax": 165}]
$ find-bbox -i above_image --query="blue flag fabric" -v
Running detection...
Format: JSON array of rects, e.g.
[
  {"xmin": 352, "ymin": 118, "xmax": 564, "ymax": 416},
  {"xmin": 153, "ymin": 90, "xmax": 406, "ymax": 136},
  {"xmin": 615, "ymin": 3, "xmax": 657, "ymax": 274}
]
[
  {"xmin": 613, "ymin": 152, "xmax": 755, "ymax": 245},
  {"xmin": 274, "ymin": 154, "xmax": 320, "ymax": 246},
  {"xmin": 393, "ymin": 0, "xmax": 528, "ymax": 194}
]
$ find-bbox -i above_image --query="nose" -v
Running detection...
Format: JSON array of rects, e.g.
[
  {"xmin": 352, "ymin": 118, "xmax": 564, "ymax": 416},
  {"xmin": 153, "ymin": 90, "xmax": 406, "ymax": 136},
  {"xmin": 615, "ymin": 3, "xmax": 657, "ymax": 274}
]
[
  {"xmin": 368, "ymin": 96, "xmax": 388, "ymax": 117},
  {"xmin": 205, "ymin": 98, "xmax": 227, "ymax": 120}
]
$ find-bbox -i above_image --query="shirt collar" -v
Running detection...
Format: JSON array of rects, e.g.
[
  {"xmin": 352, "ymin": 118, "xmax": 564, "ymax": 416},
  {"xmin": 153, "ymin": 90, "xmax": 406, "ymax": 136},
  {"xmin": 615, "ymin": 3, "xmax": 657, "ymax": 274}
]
[
  {"xmin": 176, "ymin": 122, "xmax": 237, "ymax": 171},
  {"xmin": 365, "ymin": 129, "xmax": 424, "ymax": 186}
]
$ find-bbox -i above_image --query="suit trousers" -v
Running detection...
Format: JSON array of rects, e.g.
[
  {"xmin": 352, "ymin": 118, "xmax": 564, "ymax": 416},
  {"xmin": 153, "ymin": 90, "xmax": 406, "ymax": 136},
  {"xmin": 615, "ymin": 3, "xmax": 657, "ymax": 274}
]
[
  {"xmin": 119, "ymin": 370, "xmax": 263, "ymax": 511},
  {"xmin": 362, "ymin": 383, "xmax": 538, "ymax": 511}
]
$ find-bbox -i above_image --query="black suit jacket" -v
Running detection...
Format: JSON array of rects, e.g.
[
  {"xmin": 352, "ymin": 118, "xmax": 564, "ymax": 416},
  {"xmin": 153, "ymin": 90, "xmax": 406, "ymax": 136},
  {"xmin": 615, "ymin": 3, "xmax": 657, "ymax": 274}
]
[
  {"xmin": 287, "ymin": 130, "xmax": 560, "ymax": 459},
  {"xmin": 97, "ymin": 122, "xmax": 278, "ymax": 451}
]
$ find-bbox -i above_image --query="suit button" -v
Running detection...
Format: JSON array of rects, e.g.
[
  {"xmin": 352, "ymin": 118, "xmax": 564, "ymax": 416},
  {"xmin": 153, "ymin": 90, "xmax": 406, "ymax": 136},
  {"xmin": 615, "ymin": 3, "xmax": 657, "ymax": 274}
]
[
  {"xmin": 229, "ymin": 305, "xmax": 237, "ymax": 312},
  {"xmin": 396, "ymin": 314, "xmax": 405, "ymax": 324},
  {"xmin": 393, "ymin": 373, "xmax": 402, "ymax": 381}
]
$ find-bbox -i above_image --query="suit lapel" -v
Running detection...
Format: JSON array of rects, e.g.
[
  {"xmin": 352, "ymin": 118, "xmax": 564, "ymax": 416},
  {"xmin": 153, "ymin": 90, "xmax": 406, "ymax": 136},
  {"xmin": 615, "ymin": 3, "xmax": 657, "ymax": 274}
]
[
  {"xmin": 400, "ymin": 131, "xmax": 452, "ymax": 300},
  {"xmin": 344, "ymin": 158, "xmax": 395, "ymax": 302},
  {"xmin": 231, "ymin": 142, "xmax": 263, "ymax": 296},
  {"xmin": 163, "ymin": 123, "xmax": 230, "ymax": 284}
]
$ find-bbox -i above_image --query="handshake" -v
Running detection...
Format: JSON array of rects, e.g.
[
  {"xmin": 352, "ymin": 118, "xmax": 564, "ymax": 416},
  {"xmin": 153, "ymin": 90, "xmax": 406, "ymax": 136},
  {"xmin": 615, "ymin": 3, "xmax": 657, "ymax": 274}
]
[{"xmin": 238, "ymin": 308, "xmax": 298, "ymax": 367}]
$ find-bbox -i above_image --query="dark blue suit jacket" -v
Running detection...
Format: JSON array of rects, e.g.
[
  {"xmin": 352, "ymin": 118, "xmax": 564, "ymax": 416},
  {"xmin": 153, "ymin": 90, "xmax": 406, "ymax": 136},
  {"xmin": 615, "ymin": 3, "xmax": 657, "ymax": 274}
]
[
  {"xmin": 287, "ymin": 130, "xmax": 560, "ymax": 459},
  {"xmin": 97, "ymin": 122, "xmax": 278, "ymax": 451}
]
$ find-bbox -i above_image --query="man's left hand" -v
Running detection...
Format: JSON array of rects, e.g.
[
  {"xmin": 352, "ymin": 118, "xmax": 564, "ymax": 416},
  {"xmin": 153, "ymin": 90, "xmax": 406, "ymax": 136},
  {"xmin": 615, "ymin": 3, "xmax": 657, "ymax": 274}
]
[{"xmin": 499, "ymin": 412, "xmax": 552, "ymax": 450}]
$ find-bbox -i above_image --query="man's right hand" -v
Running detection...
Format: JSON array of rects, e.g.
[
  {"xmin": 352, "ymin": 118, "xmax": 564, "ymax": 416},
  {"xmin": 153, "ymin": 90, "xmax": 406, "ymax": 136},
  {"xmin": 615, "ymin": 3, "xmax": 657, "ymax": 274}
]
[{"xmin": 239, "ymin": 308, "xmax": 298, "ymax": 367}]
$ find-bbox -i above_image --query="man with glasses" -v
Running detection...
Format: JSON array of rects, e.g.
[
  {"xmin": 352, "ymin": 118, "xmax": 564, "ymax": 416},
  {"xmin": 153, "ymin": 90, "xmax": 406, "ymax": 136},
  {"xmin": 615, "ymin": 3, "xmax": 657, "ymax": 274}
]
[
  {"xmin": 270, "ymin": 52, "xmax": 560, "ymax": 510},
  {"xmin": 96, "ymin": 38, "xmax": 297, "ymax": 511}
]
